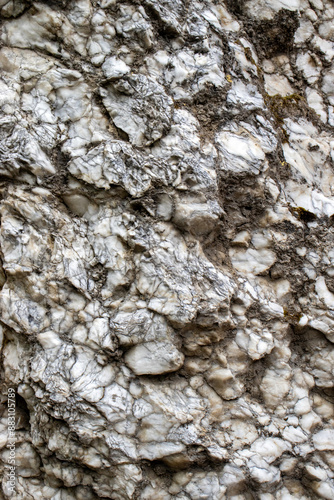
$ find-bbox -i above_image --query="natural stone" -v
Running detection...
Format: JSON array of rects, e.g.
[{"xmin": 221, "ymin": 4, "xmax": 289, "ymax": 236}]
[{"xmin": 0, "ymin": 0, "xmax": 334, "ymax": 499}]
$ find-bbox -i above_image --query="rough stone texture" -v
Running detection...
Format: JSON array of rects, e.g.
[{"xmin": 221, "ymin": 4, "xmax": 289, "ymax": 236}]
[{"xmin": 0, "ymin": 0, "xmax": 334, "ymax": 499}]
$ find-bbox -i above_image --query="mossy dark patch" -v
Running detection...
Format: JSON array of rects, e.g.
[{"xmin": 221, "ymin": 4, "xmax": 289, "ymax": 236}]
[
  {"xmin": 265, "ymin": 93, "xmax": 304, "ymax": 124},
  {"xmin": 243, "ymin": 46, "xmax": 257, "ymax": 66},
  {"xmin": 33, "ymin": 0, "xmax": 69, "ymax": 8},
  {"xmin": 264, "ymin": 93, "xmax": 305, "ymax": 142},
  {"xmin": 291, "ymin": 206, "xmax": 317, "ymax": 223},
  {"xmin": 283, "ymin": 308, "xmax": 303, "ymax": 323},
  {"xmin": 224, "ymin": 4, "xmax": 299, "ymax": 58},
  {"xmin": 245, "ymin": 9, "xmax": 299, "ymax": 59},
  {"xmin": 188, "ymin": 84, "xmax": 229, "ymax": 140},
  {"xmin": 224, "ymin": 0, "xmax": 244, "ymax": 17}
]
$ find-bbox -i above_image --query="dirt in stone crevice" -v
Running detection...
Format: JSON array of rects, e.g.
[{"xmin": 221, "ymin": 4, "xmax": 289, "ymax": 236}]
[
  {"xmin": 223, "ymin": 3, "xmax": 300, "ymax": 60},
  {"xmin": 245, "ymin": 10, "xmax": 299, "ymax": 59},
  {"xmin": 29, "ymin": 0, "xmax": 71, "ymax": 8},
  {"xmin": 219, "ymin": 173, "xmax": 269, "ymax": 222},
  {"xmin": 143, "ymin": 453, "xmax": 263, "ymax": 499},
  {"xmin": 201, "ymin": 171, "xmax": 271, "ymax": 270},
  {"xmin": 187, "ymin": 84, "xmax": 229, "ymax": 141},
  {"xmin": 263, "ymin": 93, "xmax": 327, "ymax": 141},
  {"xmin": 289, "ymin": 325, "xmax": 332, "ymax": 366}
]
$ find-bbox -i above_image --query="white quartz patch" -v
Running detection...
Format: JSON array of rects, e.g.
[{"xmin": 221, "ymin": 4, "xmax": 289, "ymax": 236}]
[
  {"xmin": 235, "ymin": 326, "xmax": 274, "ymax": 360},
  {"xmin": 68, "ymin": 140, "xmax": 152, "ymax": 196},
  {"xmin": 313, "ymin": 429, "xmax": 334, "ymax": 451},
  {"xmin": 284, "ymin": 180, "xmax": 334, "ymax": 217},
  {"xmin": 264, "ymin": 74, "xmax": 295, "ymax": 97},
  {"xmin": 322, "ymin": 66, "xmax": 334, "ymax": 106},
  {"xmin": 296, "ymin": 52, "xmax": 321, "ymax": 84},
  {"xmin": 100, "ymin": 74, "xmax": 173, "ymax": 146},
  {"xmin": 282, "ymin": 119, "xmax": 334, "ymax": 199},
  {"xmin": 124, "ymin": 342, "xmax": 184, "ymax": 375},
  {"xmin": 216, "ymin": 119, "xmax": 277, "ymax": 175},
  {"xmin": 315, "ymin": 276, "xmax": 334, "ymax": 309},
  {"xmin": 102, "ymin": 56, "xmax": 130, "ymax": 79},
  {"xmin": 227, "ymin": 80, "xmax": 264, "ymax": 109},
  {"xmin": 173, "ymin": 197, "xmax": 222, "ymax": 235},
  {"xmin": 306, "ymin": 88, "xmax": 327, "ymax": 122},
  {"xmin": 165, "ymin": 48, "xmax": 226, "ymax": 100},
  {"xmin": 229, "ymin": 248, "xmax": 276, "ymax": 275}
]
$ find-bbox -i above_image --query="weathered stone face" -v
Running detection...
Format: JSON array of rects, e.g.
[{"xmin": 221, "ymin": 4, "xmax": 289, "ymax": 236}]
[{"xmin": 0, "ymin": 0, "xmax": 334, "ymax": 499}]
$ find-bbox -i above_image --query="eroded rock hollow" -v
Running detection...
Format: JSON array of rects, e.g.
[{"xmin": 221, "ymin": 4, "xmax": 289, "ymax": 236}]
[{"xmin": 0, "ymin": 0, "xmax": 334, "ymax": 498}]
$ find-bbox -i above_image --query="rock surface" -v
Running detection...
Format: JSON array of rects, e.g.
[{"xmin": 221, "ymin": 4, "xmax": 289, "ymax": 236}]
[{"xmin": 0, "ymin": 0, "xmax": 334, "ymax": 498}]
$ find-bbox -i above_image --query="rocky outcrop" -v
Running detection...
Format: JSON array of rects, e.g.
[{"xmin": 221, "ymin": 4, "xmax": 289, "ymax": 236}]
[{"xmin": 0, "ymin": 0, "xmax": 334, "ymax": 498}]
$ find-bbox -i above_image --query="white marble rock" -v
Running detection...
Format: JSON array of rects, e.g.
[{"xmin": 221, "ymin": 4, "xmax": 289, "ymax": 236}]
[{"xmin": 0, "ymin": 0, "xmax": 334, "ymax": 499}]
